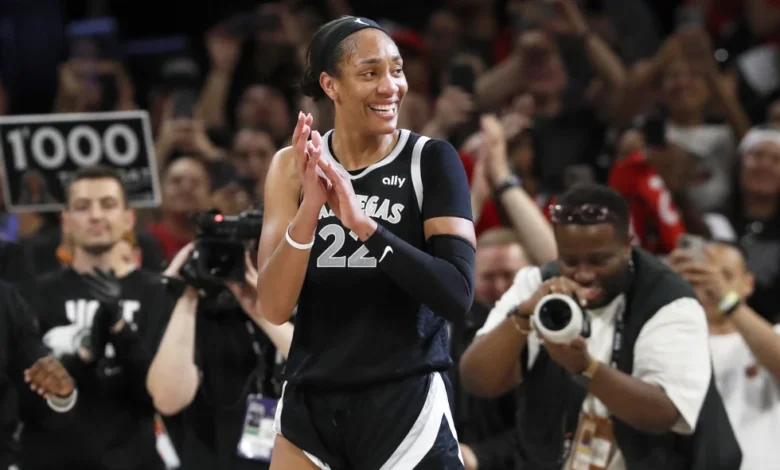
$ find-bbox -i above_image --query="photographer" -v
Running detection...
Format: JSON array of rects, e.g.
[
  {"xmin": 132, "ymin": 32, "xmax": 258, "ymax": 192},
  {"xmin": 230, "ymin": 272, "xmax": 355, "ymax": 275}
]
[
  {"xmin": 460, "ymin": 184, "xmax": 740, "ymax": 469},
  {"xmin": 147, "ymin": 234, "xmax": 293, "ymax": 470},
  {"xmin": 20, "ymin": 167, "xmax": 172, "ymax": 470}
]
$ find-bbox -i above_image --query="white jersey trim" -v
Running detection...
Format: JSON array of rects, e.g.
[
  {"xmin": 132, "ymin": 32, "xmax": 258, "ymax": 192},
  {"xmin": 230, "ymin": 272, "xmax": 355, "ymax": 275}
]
[
  {"xmin": 274, "ymin": 373, "xmax": 460, "ymax": 470},
  {"xmin": 411, "ymin": 136, "xmax": 428, "ymax": 213},
  {"xmin": 274, "ymin": 381, "xmax": 332, "ymax": 470},
  {"xmin": 378, "ymin": 372, "xmax": 463, "ymax": 470},
  {"xmin": 322, "ymin": 129, "xmax": 411, "ymax": 180}
]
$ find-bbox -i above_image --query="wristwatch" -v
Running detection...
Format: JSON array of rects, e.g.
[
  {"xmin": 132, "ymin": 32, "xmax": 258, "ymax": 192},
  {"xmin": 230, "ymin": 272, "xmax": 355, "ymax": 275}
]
[
  {"xmin": 572, "ymin": 357, "xmax": 600, "ymax": 389},
  {"xmin": 494, "ymin": 175, "xmax": 522, "ymax": 198}
]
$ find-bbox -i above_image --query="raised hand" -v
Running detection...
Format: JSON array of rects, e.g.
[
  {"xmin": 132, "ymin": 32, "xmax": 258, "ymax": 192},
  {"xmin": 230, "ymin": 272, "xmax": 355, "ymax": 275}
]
[
  {"xmin": 292, "ymin": 112, "xmax": 331, "ymax": 210},
  {"xmin": 24, "ymin": 355, "xmax": 75, "ymax": 399},
  {"xmin": 82, "ymin": 269, "xmax": 123, "ymax": 324},
  {"xmin": 317, "ymin": 157, "xmax": 375, "ymax": 237},
  {"xmin": 82, "ymin": 268, "xmax": 124, "ymax": 361}
]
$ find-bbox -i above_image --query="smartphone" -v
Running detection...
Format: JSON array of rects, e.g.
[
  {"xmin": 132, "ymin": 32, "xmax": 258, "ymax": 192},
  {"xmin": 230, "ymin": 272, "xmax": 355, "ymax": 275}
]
[
  {"xmin": 642, "ymin": 114, "xmax": 666, "ymax": 149},
  {"xmin": 677, "ymin": 234, "xmax": 706, "ymax": 261},
  {"xmin": 171, "ymin": 89, "xmax": 199, "ymax": 119},
  {"xmin": 448, "ymin": 64, "xmax": 476, "ymax": 94}
]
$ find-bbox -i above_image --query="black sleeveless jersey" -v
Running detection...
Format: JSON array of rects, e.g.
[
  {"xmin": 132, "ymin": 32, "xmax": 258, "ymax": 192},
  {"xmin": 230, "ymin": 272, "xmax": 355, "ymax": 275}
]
[{"xmin": 284, "ymin": 129, "xmax": 473, "ymax": 387}]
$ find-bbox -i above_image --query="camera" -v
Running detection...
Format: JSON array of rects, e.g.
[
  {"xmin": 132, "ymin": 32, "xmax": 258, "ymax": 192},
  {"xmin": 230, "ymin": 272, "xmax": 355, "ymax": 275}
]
[
  {"xmin": 181, "ymin": 208, "xmax": 263, "ymax": 290},
  {"xmin": 532, "ymin": 294, "xmax": 588, "ymax": 344}
]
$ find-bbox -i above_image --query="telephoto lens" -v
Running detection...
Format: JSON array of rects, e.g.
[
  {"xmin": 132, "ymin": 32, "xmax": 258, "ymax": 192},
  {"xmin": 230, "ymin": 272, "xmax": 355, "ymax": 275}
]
[{"xmin": 532, "ymin": 293, "xmax": 584, "ymax": 344}]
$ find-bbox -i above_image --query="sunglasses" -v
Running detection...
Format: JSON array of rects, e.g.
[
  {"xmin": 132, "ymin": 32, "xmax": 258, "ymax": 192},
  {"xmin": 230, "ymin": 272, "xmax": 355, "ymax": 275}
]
[{"xmin": 549, "ymin": 204, "xmax": 618, "ymax": 224}]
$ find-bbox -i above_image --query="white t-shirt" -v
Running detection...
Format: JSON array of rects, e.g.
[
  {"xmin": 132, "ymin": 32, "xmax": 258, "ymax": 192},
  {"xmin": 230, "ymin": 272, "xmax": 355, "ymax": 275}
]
[
  {"xmin": 709, "ymin": 325, "xmax": 780, "ymax": 470},
  {"xmin": 477, "ymin": 266, "xmax": 712, "ymax": 470}
]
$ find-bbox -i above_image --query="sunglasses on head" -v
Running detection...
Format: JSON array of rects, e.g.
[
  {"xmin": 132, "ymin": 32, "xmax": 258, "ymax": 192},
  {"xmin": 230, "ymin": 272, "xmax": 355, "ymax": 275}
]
[{"xmin": 549, "ymin": 204, "xmax": 618, "ymax": 225}]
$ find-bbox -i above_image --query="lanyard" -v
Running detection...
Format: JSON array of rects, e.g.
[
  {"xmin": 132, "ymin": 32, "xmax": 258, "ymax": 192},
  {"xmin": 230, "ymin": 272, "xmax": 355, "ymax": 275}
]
[{"xmin": 559, "ymin": 296, "xmax": 626, "ymax": 465}]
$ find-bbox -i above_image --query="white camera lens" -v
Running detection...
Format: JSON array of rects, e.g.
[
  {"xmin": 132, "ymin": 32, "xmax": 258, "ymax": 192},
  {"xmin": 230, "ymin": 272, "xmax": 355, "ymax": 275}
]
[{"xmin": 532, "ymin": 293, "xmax": 583, "ymax": 344}]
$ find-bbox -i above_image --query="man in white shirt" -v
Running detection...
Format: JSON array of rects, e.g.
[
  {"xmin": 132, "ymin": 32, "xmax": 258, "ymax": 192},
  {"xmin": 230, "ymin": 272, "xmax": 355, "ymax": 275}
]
[
  {"xmin": 459, "ymin": 184, "xmax": 717, "ymax": 470},
  {"xmin": 668, "ymin": 240, "xmax": 780, "ymax": 470}
]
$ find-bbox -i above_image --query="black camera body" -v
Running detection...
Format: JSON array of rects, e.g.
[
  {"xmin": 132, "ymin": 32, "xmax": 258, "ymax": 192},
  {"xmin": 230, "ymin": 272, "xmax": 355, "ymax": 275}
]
[
  {"xmin": 532, "ymin": 294, "xmax": 589, "ymax": 344},
  {"xmin": 181, "ymin": 209, "xmax": 263, "ymax": 291}
]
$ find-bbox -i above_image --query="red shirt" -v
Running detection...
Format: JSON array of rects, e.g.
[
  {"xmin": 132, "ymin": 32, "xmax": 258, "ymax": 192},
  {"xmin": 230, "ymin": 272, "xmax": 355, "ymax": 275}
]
[
  {"xmin": 608, "ymin": 151, "xmax": 686, "ymax": 255},
  {"xmin": 147, "ymin": 222, "xmax": 191, "ymax": 262}
]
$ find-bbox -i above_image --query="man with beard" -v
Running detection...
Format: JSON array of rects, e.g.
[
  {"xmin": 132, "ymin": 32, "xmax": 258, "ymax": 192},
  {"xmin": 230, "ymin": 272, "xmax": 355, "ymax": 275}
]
[
  {"xmin": 460, "ymin": 184, "xmax": 741, "ymax": 470},
  {"xmin": 20, "ymin": 167, "xmax": 172, "ymax": 470}
]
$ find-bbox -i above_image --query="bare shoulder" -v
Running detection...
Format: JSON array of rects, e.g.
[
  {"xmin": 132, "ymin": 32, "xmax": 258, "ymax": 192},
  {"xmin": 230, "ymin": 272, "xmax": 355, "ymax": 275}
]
[
  {"xmin": 266, "ymin": 146, "xmax": 301, "ymax": 197},
  {"xmin": 270, "ymin": 146, "xmax": 298, "ymax": 179}
]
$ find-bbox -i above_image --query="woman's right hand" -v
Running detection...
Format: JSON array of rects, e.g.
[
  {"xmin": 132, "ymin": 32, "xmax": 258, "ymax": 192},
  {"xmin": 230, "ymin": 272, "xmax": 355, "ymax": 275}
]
[{"xmin": 292, "ymin": 111, "xmax": 330, "ymax": 211}]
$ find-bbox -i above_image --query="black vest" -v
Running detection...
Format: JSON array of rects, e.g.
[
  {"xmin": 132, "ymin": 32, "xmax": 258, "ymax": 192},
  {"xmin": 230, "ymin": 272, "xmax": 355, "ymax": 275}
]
[{"xmin": 516, "ymin": 248, "xmax": 741, "ymax": 470}]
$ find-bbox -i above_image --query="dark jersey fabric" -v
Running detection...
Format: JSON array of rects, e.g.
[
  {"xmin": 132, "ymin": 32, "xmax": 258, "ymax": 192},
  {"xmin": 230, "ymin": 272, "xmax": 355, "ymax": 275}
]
[
  {"xmin": 20, "ymin": 268, "xmax": 172, "ymax": 470},
  {"xmin": 284, "ymin": 130, "xmax": 473, "ymax": 387}
]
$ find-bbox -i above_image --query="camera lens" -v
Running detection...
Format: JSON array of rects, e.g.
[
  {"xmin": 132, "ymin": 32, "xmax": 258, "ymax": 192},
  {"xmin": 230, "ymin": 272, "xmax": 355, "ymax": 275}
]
[{"xmin": 538, "ymin": 298, "xmax": 573, "ymax": 331}]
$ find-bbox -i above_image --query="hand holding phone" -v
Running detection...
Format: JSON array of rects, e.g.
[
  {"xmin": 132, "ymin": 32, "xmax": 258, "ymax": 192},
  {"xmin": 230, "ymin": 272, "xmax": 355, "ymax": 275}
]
[
  {"xmin": 677, "ymin": 234, "xmax": 706, "ymax": 262},
  {"xmin": 171, "ymin": 89, "xmax": 199, "ymax": 119}
]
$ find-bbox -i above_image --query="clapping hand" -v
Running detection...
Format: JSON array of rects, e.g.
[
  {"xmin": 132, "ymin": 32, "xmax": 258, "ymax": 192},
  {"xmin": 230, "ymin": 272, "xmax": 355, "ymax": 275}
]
[
  {"xmin": 24, "ymin": 355, "xmax": 75, "ymax": 399},
  {"xmin": 316, "ymin": 156, "xmax": 376, "ymax": 237},
  {"xmin": 82, "ymin": 268, "xmax": 124, "ymax": 361},
  {"xmin": 293, "ymin": 112, "xmax": 332, "ymax": 209}
]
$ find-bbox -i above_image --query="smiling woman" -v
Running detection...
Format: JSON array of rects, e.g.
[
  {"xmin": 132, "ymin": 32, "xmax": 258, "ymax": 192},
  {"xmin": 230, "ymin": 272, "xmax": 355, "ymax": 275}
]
[{"xmin": 254, "ymin": 15, "xmax": 475, "ymax": 470}]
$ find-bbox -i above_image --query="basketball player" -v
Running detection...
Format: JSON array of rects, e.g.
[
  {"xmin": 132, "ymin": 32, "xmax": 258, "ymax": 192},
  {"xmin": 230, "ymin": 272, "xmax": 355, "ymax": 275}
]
[{"xmin": 255, "ymin": 16, "xmax": 476, "ymax": 470}]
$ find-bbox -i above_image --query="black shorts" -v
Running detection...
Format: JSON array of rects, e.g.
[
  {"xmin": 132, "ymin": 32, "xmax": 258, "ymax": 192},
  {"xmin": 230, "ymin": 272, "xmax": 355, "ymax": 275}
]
[{"xmin": 273, "ymin": 372, "xmax": 463, "ymax": 470}]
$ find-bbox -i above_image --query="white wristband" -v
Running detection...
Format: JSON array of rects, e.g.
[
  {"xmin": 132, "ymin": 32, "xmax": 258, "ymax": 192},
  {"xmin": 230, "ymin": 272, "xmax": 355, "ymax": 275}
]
[
  {"xmin": 286, "ymin": 223, "xmax": 315, "ymax": 250},
  {"xmin": 47, "ymin": 388, "xmax": 78, "ymax": 413}
]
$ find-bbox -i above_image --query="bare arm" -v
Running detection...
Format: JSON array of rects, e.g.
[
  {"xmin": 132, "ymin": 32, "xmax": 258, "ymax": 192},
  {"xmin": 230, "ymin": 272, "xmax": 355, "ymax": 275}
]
[
  {"xmin": 256, "ymin": 114, "xmax": 328, "ymax": 325},
  {"xmin": 731, "ymin": 305, "xmax": 780, "ymax": 382},
  {"xmin": 255, "ymin": 148, "xmax": 318, "ymax": 325},
  {"xmin": 475, "ymin": 56, "xmax": 525, "ymax": 112},
  {"xmin": 199, "ymin": 31, "xmax": 241, "ymax": 130},
  {"xmin": 705, "ymin": 70, "xmax": 751, "ymax": 140},
  {"xmin": 255, "ymin": 318, "xmax": 295, "ymax": 360},
  {"xmin": 482, "ymin": 115, "xmax": 557, "ymax": 265},
  {"xmin": 495, "ymin": 186, "xmax": 557, "ymax": 265},
  {"xmin": 460, "ymin": 316, "xmax": 527, "ymax": 398},
  {"xmin": 587, "ymin": 364, "xmax": 681, "ymax": 434},
  {"xmin": 580, "ymin": 297, "xmax": 710, "ymax": 435},
  {"xmin": 146, "ymin": 291, "xmax": 200, "ymax": 416},
  {"xmin": 460, "ymin": 269, "xmax": 547, "ymax": 397}
]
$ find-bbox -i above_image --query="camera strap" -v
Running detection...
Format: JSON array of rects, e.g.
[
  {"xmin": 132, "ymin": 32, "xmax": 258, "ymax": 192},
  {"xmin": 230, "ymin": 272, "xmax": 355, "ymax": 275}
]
[
  {"xmin": 245, "ymin": 320, "xmax": 266, "ymax": 395},
  {"xmin": 559, "ymin": 296, "xmax": 627, "ymax": 465}
]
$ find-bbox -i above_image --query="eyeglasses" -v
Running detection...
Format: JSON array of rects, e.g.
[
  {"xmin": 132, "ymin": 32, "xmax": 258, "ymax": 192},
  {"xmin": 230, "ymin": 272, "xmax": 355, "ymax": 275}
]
[{"xmin": 549, "ymin": 204, "xmax": 617, "ymax": 224}]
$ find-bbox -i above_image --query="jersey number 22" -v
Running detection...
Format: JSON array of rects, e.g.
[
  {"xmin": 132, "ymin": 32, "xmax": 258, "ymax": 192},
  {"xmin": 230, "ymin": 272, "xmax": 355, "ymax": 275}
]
[{"xmin": 316, "ymin": 224, "xmax": 377, "ymax": 268}]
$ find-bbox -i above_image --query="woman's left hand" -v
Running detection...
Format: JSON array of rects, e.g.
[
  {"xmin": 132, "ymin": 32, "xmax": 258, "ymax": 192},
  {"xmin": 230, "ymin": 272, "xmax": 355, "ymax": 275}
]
[{"xmin": 317, "ymin": 158, "xmax": 376, "ymax": 238}]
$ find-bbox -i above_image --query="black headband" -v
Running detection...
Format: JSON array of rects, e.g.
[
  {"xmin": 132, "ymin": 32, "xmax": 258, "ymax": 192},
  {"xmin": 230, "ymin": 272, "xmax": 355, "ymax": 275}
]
[{"xmin": 309, "ymin": 16, "xmax": 387, "ymax": 75}]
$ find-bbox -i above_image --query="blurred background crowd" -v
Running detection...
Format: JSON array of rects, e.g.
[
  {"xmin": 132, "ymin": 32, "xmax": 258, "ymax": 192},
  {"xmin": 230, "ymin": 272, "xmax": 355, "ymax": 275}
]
[{"xmin": 1, "ymin": 0, "xmax": 780, "ymax": 469}]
